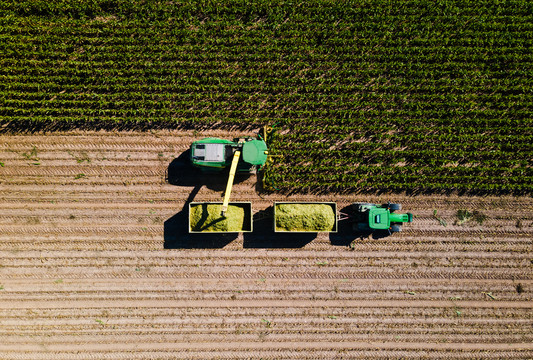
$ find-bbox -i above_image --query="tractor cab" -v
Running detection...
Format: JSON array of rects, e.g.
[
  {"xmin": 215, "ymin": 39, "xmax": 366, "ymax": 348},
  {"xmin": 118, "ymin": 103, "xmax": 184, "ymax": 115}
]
[
  {"xmin": 368, "ymin": 207, "xmax": 391, "ymax": 230},
  {"xmin": 353, "ymin": 202, "xmax": 413, "ymax": 233}
]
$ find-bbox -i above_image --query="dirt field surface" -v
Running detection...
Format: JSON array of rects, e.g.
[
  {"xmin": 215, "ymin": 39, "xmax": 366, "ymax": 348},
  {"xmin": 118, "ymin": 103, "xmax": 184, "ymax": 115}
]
[{"xmin": 0, "ymin": 130, "xmax": 532, "ymax": 359}]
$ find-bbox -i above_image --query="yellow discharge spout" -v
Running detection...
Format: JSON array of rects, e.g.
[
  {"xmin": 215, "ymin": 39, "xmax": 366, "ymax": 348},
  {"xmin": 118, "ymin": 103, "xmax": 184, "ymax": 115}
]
[{"xmin": 221, "ymin": 150, "xmax": 241, "ymax": 216}]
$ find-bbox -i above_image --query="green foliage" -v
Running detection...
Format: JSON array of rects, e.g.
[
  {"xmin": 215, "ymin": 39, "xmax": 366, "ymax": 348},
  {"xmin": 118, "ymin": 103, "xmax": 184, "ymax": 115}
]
[
  {"xmin": 0, "ymin": 0, "xmax": 531, "ymax": 195},
  {"xmin": 68, "ymin": 151, "xmax": 91, "ymax": 163},
  {"xmin": 456, "ymin": 209, "xmax": 488, "ymax": 225},
  {"xmin": 4, "ymin": 0, "xmax": 127, "ymax": 18},
  {"xmin": 21, "ymin": 146, "xmax": 38, "ymax": 161},
  {"xmin": 433, "ymin": 210, "xmax": 447, "ymax": 227}
]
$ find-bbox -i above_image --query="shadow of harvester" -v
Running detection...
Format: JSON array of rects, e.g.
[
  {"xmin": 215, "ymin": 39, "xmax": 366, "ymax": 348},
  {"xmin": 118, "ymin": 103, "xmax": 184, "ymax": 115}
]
[{"xmin": 164, "ymin": 149, "xmax": 251, "ymax": 249}]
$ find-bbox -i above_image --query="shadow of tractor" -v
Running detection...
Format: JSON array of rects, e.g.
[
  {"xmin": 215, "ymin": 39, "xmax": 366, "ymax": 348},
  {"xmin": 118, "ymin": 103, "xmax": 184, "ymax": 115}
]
[{"xmin": 329, "ymin": 205, "xmax": 393, "ymax": 246}]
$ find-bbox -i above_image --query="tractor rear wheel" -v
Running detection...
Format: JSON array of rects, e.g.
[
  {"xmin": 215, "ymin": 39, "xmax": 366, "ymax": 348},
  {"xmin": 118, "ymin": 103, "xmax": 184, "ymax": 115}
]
[
  {"xmin": 353, "ymin": 202, "xmax": 374, "ymax": 207},
  {"xmin": 390, "ymin": 225, "xmax": 402, "ymax": 232},
  {"xmin": 389, "ymin": 203, "xmax": 401, "ymax": 211}
]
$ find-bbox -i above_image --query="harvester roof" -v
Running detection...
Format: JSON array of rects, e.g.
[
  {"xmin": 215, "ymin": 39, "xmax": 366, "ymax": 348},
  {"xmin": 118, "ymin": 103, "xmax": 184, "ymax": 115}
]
[{"xmin": 193, "ymin": 143, "xmax": 226, "ymax": 162}]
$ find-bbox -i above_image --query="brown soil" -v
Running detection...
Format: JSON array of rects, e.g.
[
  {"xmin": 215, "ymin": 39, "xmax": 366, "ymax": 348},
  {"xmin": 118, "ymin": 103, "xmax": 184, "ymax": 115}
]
[{"xmin": 0, "ymin": 130, "xmax": 531, "ymax": 359}]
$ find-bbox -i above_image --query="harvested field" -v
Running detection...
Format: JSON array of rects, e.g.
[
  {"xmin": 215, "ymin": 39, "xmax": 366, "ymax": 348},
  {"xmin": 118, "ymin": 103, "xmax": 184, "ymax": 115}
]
[{"xmin": 0, "ymin": 130, "xmax": 532, "ymax": 359}]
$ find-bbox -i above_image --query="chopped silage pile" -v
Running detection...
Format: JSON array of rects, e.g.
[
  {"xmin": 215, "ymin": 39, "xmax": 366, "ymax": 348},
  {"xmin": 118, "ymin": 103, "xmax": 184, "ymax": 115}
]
[
  {"xmin": 275, "ymin": 203, "xmax": 336, "ymax": 232},
  {"xmin": 190, "ymin": 204, "xmax": 246, "ymax": 232}
]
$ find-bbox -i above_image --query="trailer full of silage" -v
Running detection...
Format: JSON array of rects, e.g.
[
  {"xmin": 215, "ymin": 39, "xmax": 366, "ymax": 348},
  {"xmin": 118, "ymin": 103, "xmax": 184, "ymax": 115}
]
[
  {"xmin": 274, "ymin": 202, "xmax": 337, "ymax": 233},
  {"xmin": 189, "ymin": 202, "xmax": 252, "ymax": 233}
]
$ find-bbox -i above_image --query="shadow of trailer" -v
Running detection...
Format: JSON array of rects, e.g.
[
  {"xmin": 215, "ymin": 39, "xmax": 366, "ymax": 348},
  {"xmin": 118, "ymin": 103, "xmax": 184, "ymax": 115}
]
[{"xmin": 165, "ymin": 200, "xmax": 413, "ymax": 249}]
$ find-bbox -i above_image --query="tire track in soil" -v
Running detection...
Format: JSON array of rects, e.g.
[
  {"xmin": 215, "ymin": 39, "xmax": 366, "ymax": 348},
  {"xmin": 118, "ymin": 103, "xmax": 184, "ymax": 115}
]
[
  {"xmin": 0, "ymin": 131, "xmax": 532, "ymax": 359},
  {"xmin": 1, "ymin": 299, "xmax": 531, "ymax": 309},
  {"xmin": 0, "ymin": 342, "xmax": 532, "ymax": 354},
  {"xmin": 0, "ymin": 352, "xmax": 532, "ymax": 360}
]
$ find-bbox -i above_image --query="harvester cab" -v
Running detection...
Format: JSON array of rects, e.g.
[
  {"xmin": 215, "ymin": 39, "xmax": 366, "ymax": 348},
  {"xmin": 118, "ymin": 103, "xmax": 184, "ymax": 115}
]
[{"xmin": 190, "ymin": 137, "xmax": 268, "ymax": 216}]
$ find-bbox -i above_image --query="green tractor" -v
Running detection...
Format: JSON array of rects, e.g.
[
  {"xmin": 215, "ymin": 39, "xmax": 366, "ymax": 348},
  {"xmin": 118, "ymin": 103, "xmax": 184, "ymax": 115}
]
[
  {"xmin": 353, "ymin": 202, "xmax": 413, "ymax": 234},
  {"xmin": 190, "ymin": 136, "xmax": 268, "ymax": 216}
]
